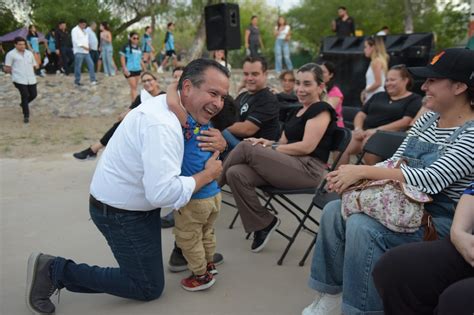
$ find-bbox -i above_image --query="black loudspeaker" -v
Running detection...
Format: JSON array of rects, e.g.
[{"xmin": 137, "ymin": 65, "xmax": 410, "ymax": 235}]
[
  {"xmin": 205, "ymin": 3, "xmax": 241, "ymax": 51},
  {"xmin": 318, "ymin": 33, "xmax": 434, "ymax": 108}
]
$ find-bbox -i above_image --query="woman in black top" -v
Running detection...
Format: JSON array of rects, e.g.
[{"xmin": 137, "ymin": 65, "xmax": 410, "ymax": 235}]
[
  {"xmin": 340, "ymin": 64, "xmax": 422, "ymax": 165},
  {"xmin": 73, "ymin": 71, "xmax": 164, "ymax": 160},
  {"xmin": 219, "ymin": 63, "xmax": 337, "ymax": 253}
]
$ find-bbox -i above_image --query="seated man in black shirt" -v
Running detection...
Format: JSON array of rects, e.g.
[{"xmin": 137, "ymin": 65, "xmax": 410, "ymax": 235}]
[{"xmin": 222, "ymin": 56, "xmax": 280, "ymax": 150}]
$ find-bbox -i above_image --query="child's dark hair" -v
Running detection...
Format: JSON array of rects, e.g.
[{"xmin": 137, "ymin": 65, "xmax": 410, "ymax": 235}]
[{"xmin": 210, "ymin": 96, "xmax": 238, "ymax": 131}]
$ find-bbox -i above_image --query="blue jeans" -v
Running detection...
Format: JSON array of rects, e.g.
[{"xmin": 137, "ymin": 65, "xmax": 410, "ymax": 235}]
[
  {"xmin": 101, "ymin": 45, "xmax": 115, "ymax": 76},
  {"xmin": 50, "ymin": 201, "xmax": 164, "ymax": 301},
  {"xmin": 309, "ymin": 197, "xmax": 454, "ymax": 315},
  {"xmin": 222, "ymin": 129, "xmax": 242, "ymax": 151},
  {"xmin": 274, "ymin": 39, "xmax": 293, "ymax": 73},
  {"xmin": 74, "ymin": 53, "xmax": 96, "ymax": 84}
]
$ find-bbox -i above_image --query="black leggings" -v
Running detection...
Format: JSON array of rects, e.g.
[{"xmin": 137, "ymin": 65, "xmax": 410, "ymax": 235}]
[
  {"xmin": 13, "ymin": 83, "xmax": 37, "ymax": 118},
  {"xmin": 372, "ymin": 237, "xmax": 474, "ymax": 315},
  {"xmin": 99, "ymin": 121, "xmax": 121, "ymax": 147}
]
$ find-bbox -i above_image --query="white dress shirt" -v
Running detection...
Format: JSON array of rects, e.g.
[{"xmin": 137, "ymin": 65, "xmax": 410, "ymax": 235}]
[
  {"xmin": 4, "ymin": 48, "xmax": 37, "ymax": 85},
  {"xmin": 86, "ymin": 27, "xmax": 98, "ymax": 50},
  {"xmin": 90, "ymin": 94, "xmax": 196, "ymax": 211},
  {"xmin": 71, "ymin": 25, "xmax": 89, "ymax": 54}
]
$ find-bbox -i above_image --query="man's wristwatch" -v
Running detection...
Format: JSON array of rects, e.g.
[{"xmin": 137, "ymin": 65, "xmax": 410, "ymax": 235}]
[{"xmin": 271, "ymin": 143, "xmax": 279, "ymax": 150}]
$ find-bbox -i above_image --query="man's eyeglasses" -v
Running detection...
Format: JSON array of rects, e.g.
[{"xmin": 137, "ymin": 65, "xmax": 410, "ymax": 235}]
[{"xmin": 131, "ymin": 37, "xmax": 139, "ymax": 40}]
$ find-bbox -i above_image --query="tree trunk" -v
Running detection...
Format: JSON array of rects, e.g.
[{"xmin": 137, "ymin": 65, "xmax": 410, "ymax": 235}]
[
  {"xmin": 187, "ymin": 17, "xmax": 206, "ymax": 61},
  {"xmin": 403, "ymin": 0, "xmax": 414, "ymax": 34}
]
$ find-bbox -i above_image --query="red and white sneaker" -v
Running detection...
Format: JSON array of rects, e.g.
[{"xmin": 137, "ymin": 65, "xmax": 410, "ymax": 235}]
[
  {"xmin": 207, "ymin": 262, "xmax": 218, "ymax": 276},
  {"xmin": 181, "ymin": 271, "xmax": 215, "ymax": 292}
]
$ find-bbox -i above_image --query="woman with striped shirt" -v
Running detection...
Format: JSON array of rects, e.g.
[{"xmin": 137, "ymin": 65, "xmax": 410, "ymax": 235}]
[{"xmin": 301, "ymin": 48, "xmax": 474, "ymax": 315}]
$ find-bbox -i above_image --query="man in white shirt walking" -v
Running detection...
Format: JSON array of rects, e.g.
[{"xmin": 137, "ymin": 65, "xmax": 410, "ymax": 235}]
[
  {"xmin": 71, "ymin": 18, "xmax": 97, "ymax": 86},
  {"xmin": 25, "ymin": 59, "xmax": 229, "ymax": 314},
  {"xmin": 4, "ymin": 36, "xmax": 38, "ymax": 123}
]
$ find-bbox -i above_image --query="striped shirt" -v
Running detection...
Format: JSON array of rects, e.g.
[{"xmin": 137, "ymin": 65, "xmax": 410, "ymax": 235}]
[{"xmin": 387, "ymin": 112, "xmax": 474, "ymax": 202}]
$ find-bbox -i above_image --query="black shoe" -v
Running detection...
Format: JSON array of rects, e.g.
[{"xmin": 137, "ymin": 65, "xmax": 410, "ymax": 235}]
[
  {"xmin": 23, "ymin": 117, "xmax": 29, "ymax": 124},
  {"xmin": 161, "ymin": 211, "xmax": 175, "ymax": 228},
  {"xmin": 73, "ymin": 147, "xmax": 97, "ymax": 160},
  {"xmin": 168, "ymin": 246, "xmax": 224, "ymax": 273},
  {"xmin": 251, "ymin": 217, "xmax": 281, "ymax": 253},
  {"xmin": 26, "ymin": 252, "xmax": 57, "ymax": 314}
]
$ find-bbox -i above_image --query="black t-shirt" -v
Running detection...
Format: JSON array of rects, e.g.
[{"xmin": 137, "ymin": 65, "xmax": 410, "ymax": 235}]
[
  {"xmin": 284, "ymin": 102, "xmax": 337, "ymax": 163},
  {"xmin": 362, "ymin": 92, "xmax": 422, "ymax": 129},
  {"xmin": 335, "ymin": 16, "xmax": 355, "ymax": 37},
  {"xmin": 235, "ymin": 88, "xmax": 280, "ymax": 140}
]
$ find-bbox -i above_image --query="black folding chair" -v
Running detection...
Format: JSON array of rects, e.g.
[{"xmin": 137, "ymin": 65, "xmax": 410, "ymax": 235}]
[
  {"xmin": 256, "ymin": 127, "xmax": 352, "ymax": 265},
  {"xmin": 298, "ymin": 130, "xmax": 407, "ymax": 266}
]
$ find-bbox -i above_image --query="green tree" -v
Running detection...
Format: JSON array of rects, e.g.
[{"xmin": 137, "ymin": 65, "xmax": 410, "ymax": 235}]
[{"xmin": 0, "ymin": 3, "xmax": 22, "ymax": 35}]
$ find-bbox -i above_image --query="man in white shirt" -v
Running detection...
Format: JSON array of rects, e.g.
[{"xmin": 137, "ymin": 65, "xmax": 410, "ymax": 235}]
[
  {"xmin": 25, "ymin": 59, "xmax": 230, "ymax": 314},
  {"xmin": 86, "ymin": 21, "xmax": 99, "ymax": 69},
  {"xmin": 4, "ymin": 36, "xmax": 38, "ymax": 123},
  {"xmin": 71, "ymin": 18, "xmax": 97, "ymax": 86}
]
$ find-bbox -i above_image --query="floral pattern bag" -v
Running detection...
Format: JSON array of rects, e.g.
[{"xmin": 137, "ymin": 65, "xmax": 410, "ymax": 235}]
[{"xmin": 341, "ymin": 159, "xmax": 435, "ymax": 236}]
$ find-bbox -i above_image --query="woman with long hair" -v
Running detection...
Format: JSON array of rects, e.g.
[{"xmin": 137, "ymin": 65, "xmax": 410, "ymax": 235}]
[
  {"xmin": 99, "ymin": 22, "xmax": 115, "ymax": 76},
  {"xmin": 120, "ymin": 31, "xmax": 145, "ymax": 100},
  {"xmin": 302, "ymin": 48, "xmax": 474, "ymax": 315},
  {"xmin": 361, "ymin": 36, "xmax": 389, "ymax": 103},
  {"xmin": 219, "ymin": 63, "xmax": 337, "ymax": 252},
  {"xmin": 319, "ymin": 60, "xmax": 344, "ymax": 127},
  {"xmin": 273, "ymin": 16, "xmax": 293, "ymax": 74}
]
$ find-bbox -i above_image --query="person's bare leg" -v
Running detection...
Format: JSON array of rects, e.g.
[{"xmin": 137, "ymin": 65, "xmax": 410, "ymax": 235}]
[
  {"xmin": 338, "ymin": 136, "xmax": 363, "ymax": 166},
  {"xmin": 90, "ymin": 142, "xmax": 105, "ymax": 154},
  {"xmin": 128, "ymin": 77, "xmax": 138, "ymax": 101}
]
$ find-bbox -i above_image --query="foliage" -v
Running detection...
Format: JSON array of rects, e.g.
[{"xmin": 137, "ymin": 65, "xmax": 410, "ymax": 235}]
[
  {"xmin": 287, "ymin": 0, "xmax": 470, "ymax": 55},
  {"xmin": 0, "ymin": 3, "xmax": 22, "ymax": 36}
]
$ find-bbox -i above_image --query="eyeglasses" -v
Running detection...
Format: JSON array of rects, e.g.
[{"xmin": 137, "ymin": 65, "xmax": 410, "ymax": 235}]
[{"xmin": 131, "ymin": 37, "xmax": 139, "ymax": 40}]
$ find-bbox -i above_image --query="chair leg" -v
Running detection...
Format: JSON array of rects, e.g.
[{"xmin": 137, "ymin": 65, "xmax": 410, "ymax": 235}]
[
  {"xmin": 299, "ymin": 232, "xmax": 318, "ymax": 266},
  {"xmin": 277, "ymin": 204, "xmax": 315, "ymax": 265},
  {"xmin": 228, "ymin": 210, "xmax": 240, "ymax": 229},
  {"xmin": 246, "ymin": 232, "xmax": 252, "ymax": 240}
]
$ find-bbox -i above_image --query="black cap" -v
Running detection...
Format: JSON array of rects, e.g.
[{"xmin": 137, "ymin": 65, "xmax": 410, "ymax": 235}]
[{"xmin": 408, "ymin": 48, "xmax": 474, "ymax": 87}]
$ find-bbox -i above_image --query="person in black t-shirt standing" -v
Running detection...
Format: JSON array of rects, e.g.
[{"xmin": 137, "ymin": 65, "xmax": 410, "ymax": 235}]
[
  {"xmin": 332, "ymin": 6, "xmax": 355, "ymax": 37},
  {"xmin": 222, "ymin": 56, "xmax": 280, "ymax": 150}
]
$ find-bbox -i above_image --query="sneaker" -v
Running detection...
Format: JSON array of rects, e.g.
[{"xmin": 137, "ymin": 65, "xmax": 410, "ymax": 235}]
[
  {"xmin": 302, "ymin": 292, "xmax": 342, "ymax": 315},
  {"xmin": 74, "ymin": 82, "xmax": 82, "ymax": 87},
  {"xmin": 251, "ymin": 217, "xmax": 281, "ymax": 253},
  {"xmin": 26, "ymin": 252, "xmax": 57, "ymax": 315},
  {"xmin": 181, "ymin": 271, "xmax": 215, "ymax": 292},
  {"xmin": 23, "ymin": 117, "xmax": 29, "ymax": 124},
  {"xmin": 207, "ymin": 262, "xmax": 218, "ymax": 276},
  {"xmin": 73, "ymin": 147, "xmax": 97, "ymax": 160},
  {"xmin": 157, "ymin": 66, "xmax": 164, "ymax": 74},
  {"xmin": 90, "ymin": 81, "xmax": 98, "ymax": 86},
  {"xmin": 168, "ymin": 246, "xmax": 224, "ymax": 273},
  {"xmin": 161, "ymin": 211, "xmax": 175, "ymax": 228}
]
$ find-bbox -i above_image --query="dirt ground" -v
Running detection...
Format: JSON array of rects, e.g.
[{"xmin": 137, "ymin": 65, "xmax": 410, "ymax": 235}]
[{"xmin": 0, "ymin": 104, "xmax": 120, "ymax": 159}]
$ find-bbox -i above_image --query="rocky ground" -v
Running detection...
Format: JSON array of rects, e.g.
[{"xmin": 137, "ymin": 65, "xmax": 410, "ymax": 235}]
[{"xmin": 0, "ymin": 70, "xmax": 282, "ymax": 159}]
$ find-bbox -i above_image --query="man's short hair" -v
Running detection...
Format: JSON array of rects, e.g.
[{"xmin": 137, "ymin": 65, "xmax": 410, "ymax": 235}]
[
  {"xmin": 251, "ymin": 15, "xmax": 258, "ymax": 20},
  {"xmin": 177, "ymin": 58, "xmax": 230, "ymax": 91},
  {"xmin": 78, "ymin": 18, "xmax": 87, "ymax": 24},
  {"xmin": 167, "ymin": 22, "xmax": 174, "ymax": 28},
  {"xmin": 243, "ymin": 56, "xmax": 268, "ymax": 72},
  {"xmin": 338, "ymin": 6, "xmax": 347, "ymax": 11},
  {"xmin": 14, "ymin": 36, "xmax": 26, "ymax": 44},
  {"xmin": 57, "ymin": 21, "xmax": 65, "ymax": 26},
  {"xmin": 145, "ymin": 26, "xmax": 151, "ymax": 31}
]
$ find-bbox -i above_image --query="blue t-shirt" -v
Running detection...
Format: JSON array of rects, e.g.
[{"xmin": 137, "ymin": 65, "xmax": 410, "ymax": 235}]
[
  {"xmin": 464, "ymin": 182, "xmax": 474, "ymax": 196},
  {"xmin": 141, "ymin": 33, "xmax": 151, "ymax": 52},
  {"xmin": 27, "ymin": 34, "xmax": 40, "ymax": 53},
  {"xmin": 181, "ymin": 115, "xmax": 220, "ymax": 199},
  {"xmin": 46, "ymin": 34, "xmax": 56, "ymax": 51},
  {"xmin": 119, "ymin": 44, "xmax": 142, "ymax": 72},
  {"xmin": 164, "ymin": 31, "xmax": 174, "ymax": 51}
]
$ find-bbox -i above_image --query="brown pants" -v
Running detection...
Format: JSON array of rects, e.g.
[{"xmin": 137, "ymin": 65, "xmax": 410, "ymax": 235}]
[
  {"xmin": 173, "ymin": 194, "xmax": 221, "ymax": 275},
  {"xmin": 219, "ymin": 141, "xmax": 326, "ymax": 233}
]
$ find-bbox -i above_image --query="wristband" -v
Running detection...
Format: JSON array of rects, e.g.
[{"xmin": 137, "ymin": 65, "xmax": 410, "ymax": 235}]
[{"xmin": 271, "ymin": 143, "xmax": 279, "ymax": 150}]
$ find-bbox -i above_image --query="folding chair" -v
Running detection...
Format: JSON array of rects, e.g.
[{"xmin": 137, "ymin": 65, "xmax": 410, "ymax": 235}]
[
  {"xmin": 298, "ymin": 130, "xmax": 407, "ymax": 266},
  {"xmin": 255, "ymin": 127, "xmax": 352, "ymax": 265}
]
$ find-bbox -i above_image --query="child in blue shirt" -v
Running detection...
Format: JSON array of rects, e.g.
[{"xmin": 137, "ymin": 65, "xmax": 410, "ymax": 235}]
[{"xmin": 166, "ymin": 81, "xmax": 236, "ymax": 292}]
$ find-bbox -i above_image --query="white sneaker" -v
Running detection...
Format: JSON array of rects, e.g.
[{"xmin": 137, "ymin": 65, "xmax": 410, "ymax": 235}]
[
  {"xmin": 302, "ymin": 292, "xmax": 342, "ymax": 315},
  {"xmin": 90, "ymin": 81, "xmax": 98, "ymax": 86},
  {"xmin": 157, "ymin": 66, "xmax": 164, "ymax": 74}
]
